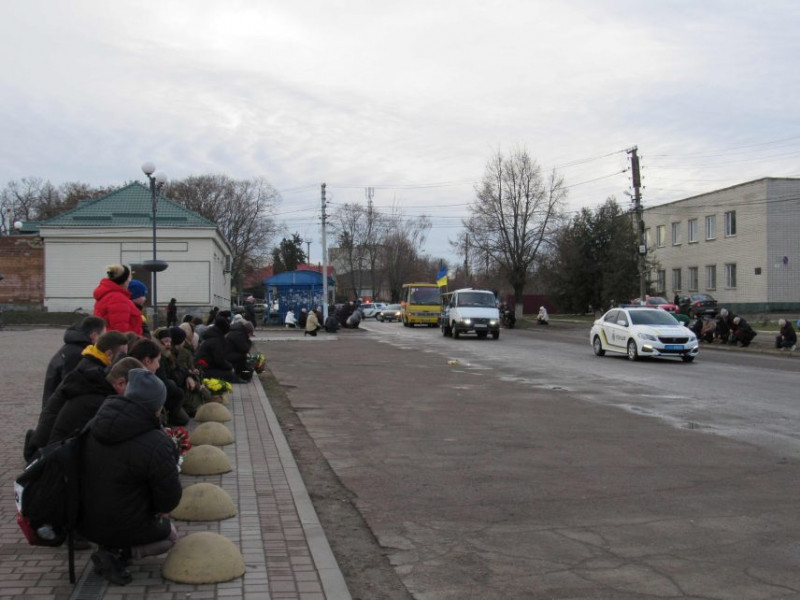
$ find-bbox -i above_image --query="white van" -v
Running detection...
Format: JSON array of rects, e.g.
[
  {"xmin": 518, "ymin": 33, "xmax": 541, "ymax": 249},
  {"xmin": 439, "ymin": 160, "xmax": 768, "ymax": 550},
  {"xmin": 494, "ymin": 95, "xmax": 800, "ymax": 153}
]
[{"xmin": 440, "ymin": 288, "xmax": 501, "ymax": 340}]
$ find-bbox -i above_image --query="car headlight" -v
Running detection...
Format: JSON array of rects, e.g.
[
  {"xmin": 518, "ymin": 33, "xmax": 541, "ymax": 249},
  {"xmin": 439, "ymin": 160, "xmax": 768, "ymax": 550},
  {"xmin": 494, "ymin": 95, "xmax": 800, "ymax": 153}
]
[
  {"xmin": 638, "ymin": 333, "xmax": 658, "ymax": 342},
  {"xmin": 462, "ymin": 318, "xmax": 472, "ymax": 325},
  {"xmin": 489, "ymin": 320, "xmax": 497, "ymax": 326}
]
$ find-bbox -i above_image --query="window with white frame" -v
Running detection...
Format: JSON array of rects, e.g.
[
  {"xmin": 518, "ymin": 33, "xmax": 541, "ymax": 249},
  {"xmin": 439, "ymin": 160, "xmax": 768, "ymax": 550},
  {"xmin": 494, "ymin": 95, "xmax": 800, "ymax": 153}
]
[
  {"xmin": 672, "ymin": 268, "xmax": 681, "ymax": 292},
  {"xmin": 688, "ymin": 266, "xmax": 698, "ymax": 291},
  {"xmin": 656, "ymin": 269, "xmax": 666, "ymax": 294},
  {"xmin": 656, "ymin": 225, "xmax": 666, "ymax": 248},
  {"xmin": 706, "ymin": 265, "xmax": 716, "ymax": 290},
  {"xmin": 705, "ymin": 215, "xmax": 716, "ymax": 240},
  {"xmin": 644, "ymin": 228, "xmax": 651, "ymax": 250},
  {"xmin": 725, "ymin": 263, "xmax": 737, "ymax": 288},
  {"xmin": 688, "ymin": 218, "xmax": 698, "ymax": 242},
  {"xmin": 725, "ymin": 210, "xmax": 736, "ymax": 236},
  {"xmin": 671, "ymin": 222, "xmax": 681, "ymax": 245}
]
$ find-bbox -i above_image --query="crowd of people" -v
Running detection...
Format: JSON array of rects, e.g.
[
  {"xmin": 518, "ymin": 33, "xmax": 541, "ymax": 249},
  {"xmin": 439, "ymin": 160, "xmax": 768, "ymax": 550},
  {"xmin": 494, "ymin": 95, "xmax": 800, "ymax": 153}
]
[
  {"xmin": 21, "ymin": 264, "xmax": 266, "ymax": 585},
  {"xmin": 689, "ymin": 307, "xmax": 797, "ymax": 350},
  {"xmin": 282, "ymin": 300, "xmax": 363, "ymax": 334}
]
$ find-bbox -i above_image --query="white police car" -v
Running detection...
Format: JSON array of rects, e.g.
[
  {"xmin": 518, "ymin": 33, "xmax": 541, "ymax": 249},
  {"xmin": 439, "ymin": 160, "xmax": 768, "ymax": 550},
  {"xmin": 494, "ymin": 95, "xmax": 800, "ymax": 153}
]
[{"xmin": 590, "ymin": 307, "xmax": 699, "ymax": 362}]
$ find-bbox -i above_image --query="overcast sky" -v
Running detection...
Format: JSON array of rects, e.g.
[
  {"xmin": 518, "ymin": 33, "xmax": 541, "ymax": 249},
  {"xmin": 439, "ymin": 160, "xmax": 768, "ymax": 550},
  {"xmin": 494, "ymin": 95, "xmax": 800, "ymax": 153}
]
[{"xmin": 2, "ymin": 1, "xmax": 799, "ymax": 265}]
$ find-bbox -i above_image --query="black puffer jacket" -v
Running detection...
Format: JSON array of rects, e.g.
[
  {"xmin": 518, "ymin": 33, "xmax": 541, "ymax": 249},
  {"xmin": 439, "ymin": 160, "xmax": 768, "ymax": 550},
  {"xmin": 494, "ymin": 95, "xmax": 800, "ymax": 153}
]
[
  {"xmin": 48, "ymin": 373, "xmax": 114, "ymax": 445},
  {"xmin": 78, "ymin": 396, "xmax": 181, "ymax": 548},
  {"xmin": 28, "ymin": 354, "xmax": 109, "ymax": 458},
  {"xmin": 194, "ymin": 326, "xmax": 234, "ymax": 381},
  {"xmin": 41, "ymin": 326, "xmax": 92, "ymax": 406}
]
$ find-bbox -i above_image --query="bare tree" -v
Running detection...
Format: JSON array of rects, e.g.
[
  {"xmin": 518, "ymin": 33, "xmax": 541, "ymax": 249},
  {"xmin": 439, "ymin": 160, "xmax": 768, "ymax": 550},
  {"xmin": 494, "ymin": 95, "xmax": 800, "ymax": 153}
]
[
  {"xmin": 166, "ymin": 175, "xmax": 280, "ymax": 289},
  {"xmin": 464, "ymin": 149, "xmax": 567, "ymax": 308},
  {"xmin": 380, "ymin": 210, "xmax": 432, "ymax": 301}
]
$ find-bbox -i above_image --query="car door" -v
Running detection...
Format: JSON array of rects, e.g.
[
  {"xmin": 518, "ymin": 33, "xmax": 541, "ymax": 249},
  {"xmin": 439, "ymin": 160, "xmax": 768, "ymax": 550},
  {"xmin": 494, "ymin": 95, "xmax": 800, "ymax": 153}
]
[{"xmin": 602, "ymin": 309, "xmax": 629, "ymax": 350}]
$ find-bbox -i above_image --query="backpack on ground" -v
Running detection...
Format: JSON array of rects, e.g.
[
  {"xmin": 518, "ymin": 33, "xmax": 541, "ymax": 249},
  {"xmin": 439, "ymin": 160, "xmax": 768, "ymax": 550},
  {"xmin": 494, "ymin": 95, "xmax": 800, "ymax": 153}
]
[{"xmin": 13, "ymin": 425, "xmax": 90, "ymax": 583}]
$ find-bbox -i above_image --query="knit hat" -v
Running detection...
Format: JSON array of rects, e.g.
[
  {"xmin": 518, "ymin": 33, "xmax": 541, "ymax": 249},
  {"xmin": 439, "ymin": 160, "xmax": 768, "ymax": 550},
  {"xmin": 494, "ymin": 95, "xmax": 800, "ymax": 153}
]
[
  {"xmin": 170, "ymin": 326, "xmax": 187, "ymax": 345},
  {"xmin": 128, "ymin": 279, "xmax": 148, "ymax": 300},
  {"xmin": 106, "ymin": 264, "xmax": 131, "ymax": 285},
  {"xmin": 125, "ymin": 368, "xmax": 166, "ymax": 413},
  {"xmin": 155, "ymin": 327, "xmax": 171, "ymax": 341},
  {"xmin": 213, "ymin": 316, "xmax": 230, "ymax": 334}
]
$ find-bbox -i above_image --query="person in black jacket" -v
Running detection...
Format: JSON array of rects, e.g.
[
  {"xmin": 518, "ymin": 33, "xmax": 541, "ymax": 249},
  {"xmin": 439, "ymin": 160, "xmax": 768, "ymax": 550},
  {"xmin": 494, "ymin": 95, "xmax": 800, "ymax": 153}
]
[
  {"xmin": 244, "ymin": 296, "xmax": 257, "ymax": 329},
  {"xmin": 731, "ymin": 316, "xmax": 757, "ymax": 347},
  {"xmin": 48, "ymin": 357, "xmax": 143, "ymax": 444},
  {"xmin": 25, "ymin": 330, "xmax": 129, "ymax": 462},
  {"xmin": 41, "ymin": 316, "xmax": 107, "ymax": 407},
  {"xmin": 194, "ymin": 316, "xmax": 235, "ymax": 382},
  {"xmin": 775, "ymin": 318, "xmax": 797, "ymax": 350},
  {"xmin": 129, "ymin": 336, "xmax": 189, "ymax": 426},
  {"xmin": 226, "ymin": 320, "xmax": 254, "ymax": 381},
  {"xmin": 78, "ymin": 369, "xmax": 182, "ymax": 586}
]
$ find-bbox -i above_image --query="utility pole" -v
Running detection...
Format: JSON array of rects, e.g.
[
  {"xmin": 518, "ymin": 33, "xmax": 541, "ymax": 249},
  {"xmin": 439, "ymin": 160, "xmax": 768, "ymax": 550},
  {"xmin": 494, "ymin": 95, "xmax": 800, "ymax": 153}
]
[
  {"xmin": 305, "ymin": 240, "xmax": 311, "ymax": 263},
  {"xmin": 321, "ymin": 184, "xmax": 329, "ymax": 321},
  {"xmin": 628, "ymin": 146, "xmax": 647, "ymax": 301}
]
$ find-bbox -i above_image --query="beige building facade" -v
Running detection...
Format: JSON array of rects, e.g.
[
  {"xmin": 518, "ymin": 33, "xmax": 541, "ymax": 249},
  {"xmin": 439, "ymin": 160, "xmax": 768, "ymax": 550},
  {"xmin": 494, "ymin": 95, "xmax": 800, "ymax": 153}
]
[{"xmin": 643, "ymin": 178, "xmax": 800, "ymax": 312}]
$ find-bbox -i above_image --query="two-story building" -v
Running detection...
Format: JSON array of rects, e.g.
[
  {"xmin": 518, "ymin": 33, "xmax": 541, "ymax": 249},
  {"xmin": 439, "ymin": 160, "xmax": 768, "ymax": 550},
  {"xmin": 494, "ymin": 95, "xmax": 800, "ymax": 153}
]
[{"xmin": 643, "ymin": 177, "xmax": 800, "ymax": 313}]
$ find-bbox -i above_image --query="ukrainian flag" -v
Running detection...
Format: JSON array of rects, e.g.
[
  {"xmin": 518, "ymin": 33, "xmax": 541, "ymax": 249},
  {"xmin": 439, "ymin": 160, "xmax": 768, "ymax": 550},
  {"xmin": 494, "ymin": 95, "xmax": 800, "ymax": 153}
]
[{"xmin": 436, "ymin": 267, "xmax": 448, "ymax": 287}]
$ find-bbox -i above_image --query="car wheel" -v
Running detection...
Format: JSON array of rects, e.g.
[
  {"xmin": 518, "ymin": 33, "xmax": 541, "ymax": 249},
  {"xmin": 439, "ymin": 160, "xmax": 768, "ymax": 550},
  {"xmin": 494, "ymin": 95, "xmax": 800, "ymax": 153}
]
[
  {"xmin": 378, "ymin": 315, "xmax": 384, "ymax": 322},
  {"xmin": 682, "ymin": 355, "xmax": 695, "ymax": 363},
  {"xmin": 627, "ymin": 339, "xmax": 639, "ymax": 361},
  {"xmin": 442, "ymin": 324, "xmax": 449, "ymax": 337},
  {"xmin": 492, "ymin": 330, "xmax": 499, "ymax": 340},
  {"xmin": 592, "ymin": 336, "xmax": 605, "ymax": 356},
  {"xmin": 453, "ymin": 328, "xmax": 460, "ymax": 339}
]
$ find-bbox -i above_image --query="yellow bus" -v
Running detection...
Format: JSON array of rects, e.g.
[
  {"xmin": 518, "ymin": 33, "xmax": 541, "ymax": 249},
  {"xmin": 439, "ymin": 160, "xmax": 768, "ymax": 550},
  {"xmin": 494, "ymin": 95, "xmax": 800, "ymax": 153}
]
[{"xmin": 400, "ymin": 283, "xmax": 441, "ymax": 327}]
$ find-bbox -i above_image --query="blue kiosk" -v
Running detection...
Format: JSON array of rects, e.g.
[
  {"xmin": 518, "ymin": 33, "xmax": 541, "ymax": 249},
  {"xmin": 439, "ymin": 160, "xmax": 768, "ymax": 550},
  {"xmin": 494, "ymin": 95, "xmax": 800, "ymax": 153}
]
[{"xmin": 264, "ymin": 269, "xmax": 335, "ymax": 325}]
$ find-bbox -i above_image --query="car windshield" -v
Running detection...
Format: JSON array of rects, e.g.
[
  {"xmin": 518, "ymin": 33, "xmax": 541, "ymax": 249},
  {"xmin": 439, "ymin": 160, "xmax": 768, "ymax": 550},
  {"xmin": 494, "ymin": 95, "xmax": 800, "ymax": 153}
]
[
  {"xmin": 629, "ymin": 310, "xmax": 679, "ymax": 326},
  {"xmin": 647, "ymin": 297, "xmax": 667, "ymax": 305},
  {"xmin": 692, "ymin": 294, "xmax": 715, "ymax": 302},
  {"xmin": 385, "ymin": 304, "xmax": 401, "ymax": 311},
  {"xmin": 456, "ymin": 292, "xmax": 496, "ymax": 307}
]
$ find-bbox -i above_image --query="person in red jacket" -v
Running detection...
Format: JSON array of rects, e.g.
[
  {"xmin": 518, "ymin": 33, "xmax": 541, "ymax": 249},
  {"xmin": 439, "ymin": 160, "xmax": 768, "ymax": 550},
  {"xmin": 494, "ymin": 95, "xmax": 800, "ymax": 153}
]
[{"xmin": 93, "ymin": 265, "xmax": 143, "ymax": 336}]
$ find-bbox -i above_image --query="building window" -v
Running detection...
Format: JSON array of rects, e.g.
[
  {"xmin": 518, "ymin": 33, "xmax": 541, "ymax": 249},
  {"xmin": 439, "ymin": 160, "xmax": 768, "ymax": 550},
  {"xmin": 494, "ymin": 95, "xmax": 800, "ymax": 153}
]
[
  {"xmin": 672, "ymin": 268, "xmax": 682, "ymax": 292},
  {"xmin": 725, "ymin": 263, "xmax": 737, "ymax": 288},
  {"xmin": 671, "ymin": 222, "xmax": 681, "ymax": 245},
  {"xmin": 656, "ymin": 225, "xmax": 666, "ymax": 248},
  {"xmin": 725, "ymin": 210, "xmax": 737, "ymax": 236},
  {"xmin": 706, "ymin": 265, "xmax": 716, "ymax": 290},
  {"xmin": 688, "ymin": 218, "xmax": 698, "ymax": 243},
  {"xmin": 656, "ymin": 269, "xmax": 666, "ymax": 294},
  {"xmin": 644, "ymin": 228, "xmax": 651, "ymax": 250},
  {"xmin": 688, "ymin": 266, "xmax": 698, "ymax": 291},
  {"xmin": 705, "ymin": 215, "xmax": 716, "ymax": 240}
]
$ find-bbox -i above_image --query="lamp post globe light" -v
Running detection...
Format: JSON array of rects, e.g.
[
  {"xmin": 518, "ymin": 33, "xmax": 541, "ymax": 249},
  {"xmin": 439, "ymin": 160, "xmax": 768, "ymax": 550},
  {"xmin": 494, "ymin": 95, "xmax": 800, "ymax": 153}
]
[{"xmin": 141, "ymin": 162, "xmax": 169, "ymax": 329}]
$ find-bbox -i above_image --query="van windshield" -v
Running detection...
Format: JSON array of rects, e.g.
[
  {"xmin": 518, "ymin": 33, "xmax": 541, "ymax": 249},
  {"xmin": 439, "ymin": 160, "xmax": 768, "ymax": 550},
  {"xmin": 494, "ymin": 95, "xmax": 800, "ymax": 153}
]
[{"xmin": 456, "ymin": 292, "xmax": 496, "ymax": 308}]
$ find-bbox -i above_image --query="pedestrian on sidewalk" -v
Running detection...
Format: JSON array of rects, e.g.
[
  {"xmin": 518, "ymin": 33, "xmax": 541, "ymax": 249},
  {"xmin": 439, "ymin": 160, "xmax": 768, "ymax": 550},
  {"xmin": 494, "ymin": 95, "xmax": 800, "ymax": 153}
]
[{"xmin": 775, "ymin": 318, "xmax": 797, "ymax": 350}]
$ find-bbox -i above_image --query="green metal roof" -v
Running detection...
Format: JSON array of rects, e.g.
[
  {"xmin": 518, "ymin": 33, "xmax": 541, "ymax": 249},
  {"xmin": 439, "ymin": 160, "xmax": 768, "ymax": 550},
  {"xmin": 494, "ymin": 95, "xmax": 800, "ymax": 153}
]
[{"xmin": 39, "ymin": 182, "xmax": 217, "ymax": 229}]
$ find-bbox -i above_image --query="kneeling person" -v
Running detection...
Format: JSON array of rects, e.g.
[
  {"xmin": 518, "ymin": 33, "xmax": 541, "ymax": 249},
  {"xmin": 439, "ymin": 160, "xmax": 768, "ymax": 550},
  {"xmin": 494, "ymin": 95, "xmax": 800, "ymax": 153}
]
[{"xmin": 78, "ymin": 369, "xmax": 182, "ymax": 585}]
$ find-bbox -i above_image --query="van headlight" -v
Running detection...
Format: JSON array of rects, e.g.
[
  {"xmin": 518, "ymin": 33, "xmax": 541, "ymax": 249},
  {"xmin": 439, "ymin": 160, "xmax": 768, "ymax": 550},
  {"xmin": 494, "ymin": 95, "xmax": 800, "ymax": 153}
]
[
  {"xmin": 461, "ymin": 318, "xmax": 472, "ymax": 325},
  {"xmin": 638, "ymin": 332, "xmax": 658, "ymax": 342}
]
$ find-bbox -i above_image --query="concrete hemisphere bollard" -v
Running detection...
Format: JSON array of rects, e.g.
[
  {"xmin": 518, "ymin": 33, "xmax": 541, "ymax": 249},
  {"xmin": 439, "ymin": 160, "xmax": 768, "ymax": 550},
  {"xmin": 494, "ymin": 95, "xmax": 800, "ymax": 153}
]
[
  {"xmin": 194, "ymin": 402, "xmax": 232, "ymax": 423},
  {"xmin": 171, "ymin": 482, "xmax": 236, "ymax": 521},
  {"xmin": 181, "ymin": 444, "xmax": 232, "ymax": 475},
  {"xmin": 189, "ymin": 421, "xmax": 235, "ymax": 446},
  {"xmin": 162, "ymin": 532, "xmax": 245, "ymax": 584}
]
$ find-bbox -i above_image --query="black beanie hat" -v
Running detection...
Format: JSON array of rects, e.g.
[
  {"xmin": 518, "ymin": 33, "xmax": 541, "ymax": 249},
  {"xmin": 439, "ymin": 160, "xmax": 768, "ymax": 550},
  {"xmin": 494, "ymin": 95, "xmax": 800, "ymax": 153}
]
[{"xmin": 170, "ymin": 326, "xmax": 187, "ymax": 345}]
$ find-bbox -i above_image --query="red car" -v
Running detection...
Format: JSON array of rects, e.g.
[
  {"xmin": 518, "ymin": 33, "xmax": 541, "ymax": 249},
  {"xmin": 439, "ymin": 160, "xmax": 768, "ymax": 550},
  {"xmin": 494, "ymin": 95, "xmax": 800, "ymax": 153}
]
[{"xmin": 630, "ymin": 296, "xmax": 678, "ymax": 313}]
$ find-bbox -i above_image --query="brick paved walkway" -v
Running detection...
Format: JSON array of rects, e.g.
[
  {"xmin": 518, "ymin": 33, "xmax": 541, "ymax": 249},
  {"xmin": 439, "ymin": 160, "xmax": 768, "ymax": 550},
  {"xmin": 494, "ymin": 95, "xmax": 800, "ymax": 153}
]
[{"xmin": 0, "ymin": 327, "xmax": 349, "ymax": 600}]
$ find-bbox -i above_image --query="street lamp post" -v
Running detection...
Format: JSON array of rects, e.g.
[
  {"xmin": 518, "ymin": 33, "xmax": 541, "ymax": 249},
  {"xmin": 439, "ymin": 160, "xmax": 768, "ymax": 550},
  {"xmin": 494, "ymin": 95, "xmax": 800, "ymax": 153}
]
[{"xmin": 141, "ymin": 162, "xmax": 168, "ymax": 330}]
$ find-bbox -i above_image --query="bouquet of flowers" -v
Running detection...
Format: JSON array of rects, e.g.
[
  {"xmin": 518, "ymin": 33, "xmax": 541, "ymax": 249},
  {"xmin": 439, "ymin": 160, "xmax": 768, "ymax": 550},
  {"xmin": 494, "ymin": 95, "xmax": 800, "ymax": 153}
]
[
  {"xmin": 164, "ymin": 426, "xmax": 192, "ymax": 455},
  {"xmin": 202, "ymin": 377, "xmax": 232, "ymax": 396},
  {"xmin": 248, "ymin": 352, "xmax": 266, "ymax": 374}
]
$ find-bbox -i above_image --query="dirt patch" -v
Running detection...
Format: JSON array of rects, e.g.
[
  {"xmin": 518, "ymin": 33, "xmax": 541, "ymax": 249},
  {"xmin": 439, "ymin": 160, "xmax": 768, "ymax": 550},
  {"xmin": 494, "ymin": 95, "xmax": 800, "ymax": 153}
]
[{"xmin": 260, "ymin": 369, "xmax": 413, "ymax": 600}]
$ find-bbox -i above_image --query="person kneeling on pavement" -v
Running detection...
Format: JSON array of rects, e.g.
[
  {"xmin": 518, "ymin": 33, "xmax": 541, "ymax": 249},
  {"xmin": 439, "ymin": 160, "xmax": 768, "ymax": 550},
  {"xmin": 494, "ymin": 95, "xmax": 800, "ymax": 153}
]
[
  {"xmin": 775, "ymin": 318, "xmax": 797, "ymax": 350},
  {"xmin": 730, "ymin": 316, "xmax": 757, "ymax": 347},
  {"xmin": 78, "ymin": 369, "xmax": 182, "ymax": 586},
  {"xmin": 305, "ymin": 307, "xmax": 321, "ymax": 336}
]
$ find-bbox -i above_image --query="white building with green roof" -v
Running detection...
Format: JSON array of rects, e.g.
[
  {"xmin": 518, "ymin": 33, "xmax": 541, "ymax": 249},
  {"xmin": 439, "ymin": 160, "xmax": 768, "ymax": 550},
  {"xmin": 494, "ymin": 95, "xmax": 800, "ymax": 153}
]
[{"xmin": 39, "ymin": 182, "xmax": 233, "ymax": 314}]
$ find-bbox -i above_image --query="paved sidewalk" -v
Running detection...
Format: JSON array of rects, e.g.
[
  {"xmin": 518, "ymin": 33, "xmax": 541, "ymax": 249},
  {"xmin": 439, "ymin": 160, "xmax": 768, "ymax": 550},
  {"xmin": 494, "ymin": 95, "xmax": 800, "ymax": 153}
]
[{"xmin": 0, "ymin": 327, "xmax": 350, "ymax": 600}]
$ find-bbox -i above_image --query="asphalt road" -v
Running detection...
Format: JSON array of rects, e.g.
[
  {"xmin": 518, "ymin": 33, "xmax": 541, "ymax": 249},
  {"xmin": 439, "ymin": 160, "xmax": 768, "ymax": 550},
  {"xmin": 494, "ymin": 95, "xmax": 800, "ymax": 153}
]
[{"xmin": 266, "ymin": 321, "xmax": 800, "ymax": 600}]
